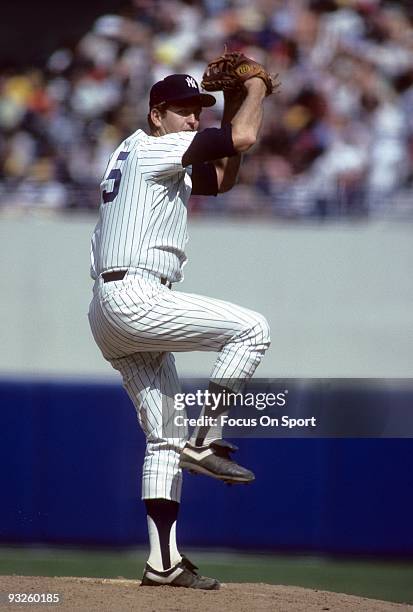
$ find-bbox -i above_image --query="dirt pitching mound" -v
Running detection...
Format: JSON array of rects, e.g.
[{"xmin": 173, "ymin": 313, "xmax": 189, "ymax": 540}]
[{"xmin": 0, "ymin": 576, "xmax": 410, "ymax": 611}]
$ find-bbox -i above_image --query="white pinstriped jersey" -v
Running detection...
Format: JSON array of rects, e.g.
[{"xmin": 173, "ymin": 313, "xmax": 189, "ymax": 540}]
[{"xmin": 91, "ymin": 129, "xmax": 198, "ymax": 283}]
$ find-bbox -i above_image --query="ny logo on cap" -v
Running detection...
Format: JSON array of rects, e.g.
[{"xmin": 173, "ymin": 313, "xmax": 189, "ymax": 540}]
[{"xmin": 186, "ymin": 76, "xmax": 197, "ymax": 89}]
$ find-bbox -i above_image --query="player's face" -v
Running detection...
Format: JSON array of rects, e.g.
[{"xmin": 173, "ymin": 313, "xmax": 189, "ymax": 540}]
[{"xmin": 159, "ymin": 103, "xmax": 202, "ymax": 135}]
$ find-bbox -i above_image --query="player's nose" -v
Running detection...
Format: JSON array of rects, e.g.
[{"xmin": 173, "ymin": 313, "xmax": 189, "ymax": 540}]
[{"xmin": 186, "ymin": 114, "xmax": 198, "ymax": 127}]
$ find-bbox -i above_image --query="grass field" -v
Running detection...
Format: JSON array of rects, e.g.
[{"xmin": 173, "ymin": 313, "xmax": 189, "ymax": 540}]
[{"xmin": 0, "ymin": 548, "xmax": 412, "ymax": 605}]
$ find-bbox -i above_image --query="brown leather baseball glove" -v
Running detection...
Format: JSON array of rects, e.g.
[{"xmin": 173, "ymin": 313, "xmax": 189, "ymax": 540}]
[{"xmin": 201, "ymin": 51, "xmax": 279, "ymax": 97}]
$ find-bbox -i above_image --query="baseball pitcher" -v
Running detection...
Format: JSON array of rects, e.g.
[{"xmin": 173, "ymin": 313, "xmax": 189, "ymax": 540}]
[{"xmin": 88, "ymin": 51, "xmax": 278, "ymax": 589}]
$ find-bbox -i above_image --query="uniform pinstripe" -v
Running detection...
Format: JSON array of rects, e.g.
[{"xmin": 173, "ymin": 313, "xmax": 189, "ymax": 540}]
[{"xmin": 88, "ymin": 128, "xmax": 270, "ymax": 502}]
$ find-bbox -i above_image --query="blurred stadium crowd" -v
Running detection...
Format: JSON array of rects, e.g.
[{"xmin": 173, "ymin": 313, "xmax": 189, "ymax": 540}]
[{"xmin": 1, "ymin": 0, "xmax": 413, "ymax": 217}]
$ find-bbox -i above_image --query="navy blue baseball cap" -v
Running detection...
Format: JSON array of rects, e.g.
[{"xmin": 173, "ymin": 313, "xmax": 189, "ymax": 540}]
[{"xmin": 149, "ymin": 74, "xmax": 216, "ymax": 109}]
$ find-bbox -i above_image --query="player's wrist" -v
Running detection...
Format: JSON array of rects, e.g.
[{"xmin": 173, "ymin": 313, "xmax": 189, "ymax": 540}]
[{"xmin": 244, "ymin": 78, "xmax": 266, "ymax": 95}]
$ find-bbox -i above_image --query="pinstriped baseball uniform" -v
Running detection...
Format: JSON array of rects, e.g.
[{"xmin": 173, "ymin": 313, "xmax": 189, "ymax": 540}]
[
  {"xmin": 91, "ymin": 129, "xmax": 197, "ymax": 283},
  {"xmin": 88, "ymin": 128, "xmax": 270, "ymax": 502}
]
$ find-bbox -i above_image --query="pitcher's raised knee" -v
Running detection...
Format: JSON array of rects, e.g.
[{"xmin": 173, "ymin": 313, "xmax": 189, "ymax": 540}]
[
  {"xmin": 237, "ymin": 310, "xmax": 271, "ymax": 350},
  {"xmin": 253, "ymin": 312, "xmax": 271, "ymax": 349}
]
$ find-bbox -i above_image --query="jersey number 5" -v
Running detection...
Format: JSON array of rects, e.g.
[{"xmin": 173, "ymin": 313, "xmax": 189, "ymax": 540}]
[{"xmin": 102, "ymin": 151, "xmax": 130, "ymax": 203}]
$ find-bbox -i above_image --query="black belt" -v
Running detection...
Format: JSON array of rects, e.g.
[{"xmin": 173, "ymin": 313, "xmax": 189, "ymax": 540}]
[{"xmin": 102, "ymin": 270, "xmax": 171, "ymax": 289}]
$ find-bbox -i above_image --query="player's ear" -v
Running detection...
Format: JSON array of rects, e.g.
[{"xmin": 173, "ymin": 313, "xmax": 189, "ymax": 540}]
[{"xmin": 150, "ymin": 107, "xmax": 163, "ymax": 129}]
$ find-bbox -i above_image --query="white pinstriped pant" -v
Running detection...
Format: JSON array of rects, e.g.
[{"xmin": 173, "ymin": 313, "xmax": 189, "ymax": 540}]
[{"xmin": 88, "ymin": 270, "xmax": 270, "ymax": 502}]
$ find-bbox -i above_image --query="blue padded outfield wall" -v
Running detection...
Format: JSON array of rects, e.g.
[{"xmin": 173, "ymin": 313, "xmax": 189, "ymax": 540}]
[{"xmin": 1, "ymin": 378, "xmax": 413, "ymax": 556}]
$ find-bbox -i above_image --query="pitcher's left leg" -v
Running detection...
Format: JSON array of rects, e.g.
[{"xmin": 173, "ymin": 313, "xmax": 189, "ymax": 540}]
[{"xmin": 180, "ymin": 304, "xmax": 271, "ymax": 484}]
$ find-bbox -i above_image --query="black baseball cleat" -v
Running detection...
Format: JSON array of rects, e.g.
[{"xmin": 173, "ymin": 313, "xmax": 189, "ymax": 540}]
[
  {"xmin": 140, "ymin": 555, "xmax": 220, "ymax": 590},
  {"xmin": 179, "ymin": 439, "xmax": 255, "ymax": 484}
]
